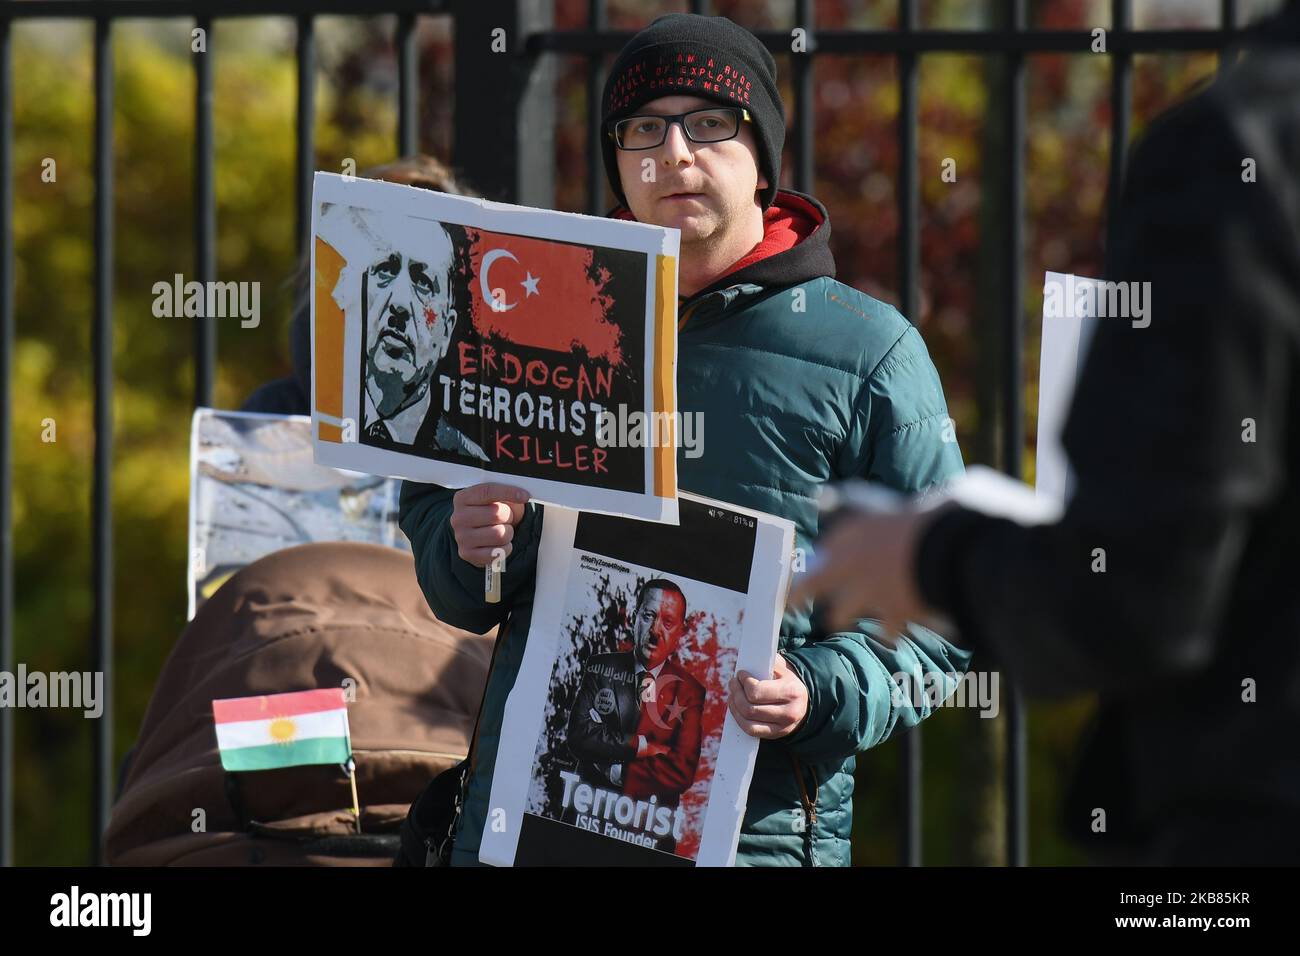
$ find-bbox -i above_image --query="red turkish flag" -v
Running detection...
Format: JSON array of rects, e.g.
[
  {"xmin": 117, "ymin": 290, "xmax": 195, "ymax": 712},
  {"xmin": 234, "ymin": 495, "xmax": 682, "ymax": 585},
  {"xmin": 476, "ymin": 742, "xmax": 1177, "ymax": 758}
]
[{"xmin": 465, "ymin": 228, "xmax": 626, "ymax": 367}]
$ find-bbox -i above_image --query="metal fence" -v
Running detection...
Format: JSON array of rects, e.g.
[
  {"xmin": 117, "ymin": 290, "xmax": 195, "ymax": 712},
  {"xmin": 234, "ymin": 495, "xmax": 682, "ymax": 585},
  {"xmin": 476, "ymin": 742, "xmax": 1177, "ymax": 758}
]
[{"xmin": 0, "ymin": 0, "xmax": 1261, "ymax": 866}]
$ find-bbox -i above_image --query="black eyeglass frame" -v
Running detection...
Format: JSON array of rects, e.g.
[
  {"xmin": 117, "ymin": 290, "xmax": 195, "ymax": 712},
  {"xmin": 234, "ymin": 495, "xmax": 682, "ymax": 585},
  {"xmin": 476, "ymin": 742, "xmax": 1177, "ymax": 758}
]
[{"xmin": 606, "ymin": 107, "xmax": 753, "ymax": 150}]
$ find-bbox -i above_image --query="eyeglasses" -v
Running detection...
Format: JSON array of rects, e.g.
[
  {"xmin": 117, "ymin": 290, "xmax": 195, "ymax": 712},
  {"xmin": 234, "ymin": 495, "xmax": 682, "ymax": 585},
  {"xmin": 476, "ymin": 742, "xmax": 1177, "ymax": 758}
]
[{"xmin": 608, "ymin": 107, "xmax": 751, "ymax": 150}]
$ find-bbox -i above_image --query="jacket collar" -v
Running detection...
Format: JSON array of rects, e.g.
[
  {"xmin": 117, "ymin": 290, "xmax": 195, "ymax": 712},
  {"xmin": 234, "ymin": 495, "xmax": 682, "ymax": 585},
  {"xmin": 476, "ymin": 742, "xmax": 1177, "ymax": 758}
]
[{"xmin": 608, "ymin": 188, "xmax": 837, "ymax": 316}]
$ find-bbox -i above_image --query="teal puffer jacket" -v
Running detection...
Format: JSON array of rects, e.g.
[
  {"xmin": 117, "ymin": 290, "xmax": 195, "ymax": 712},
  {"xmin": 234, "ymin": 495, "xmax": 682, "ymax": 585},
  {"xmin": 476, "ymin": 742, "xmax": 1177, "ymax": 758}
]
[{"xmin": 399, "ymin": 189, "xmax": 972, "ymax": 866}]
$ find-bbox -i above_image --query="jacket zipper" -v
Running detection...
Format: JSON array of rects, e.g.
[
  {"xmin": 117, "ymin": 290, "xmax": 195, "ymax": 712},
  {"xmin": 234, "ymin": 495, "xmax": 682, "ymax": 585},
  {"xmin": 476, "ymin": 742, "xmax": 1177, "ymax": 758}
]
[{"xmin": 682, "ymin": 284, "xmax": 817, "ymax": 862}]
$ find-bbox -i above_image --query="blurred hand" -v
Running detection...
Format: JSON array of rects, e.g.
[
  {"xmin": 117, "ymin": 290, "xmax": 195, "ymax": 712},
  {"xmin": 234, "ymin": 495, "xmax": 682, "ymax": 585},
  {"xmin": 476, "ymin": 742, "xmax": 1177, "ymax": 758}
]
[
  {"xmin": 728, "ymin": 653, "xmax": 809, "ymax": 739},
  {"xmin": 787, "ymin": 506, "xmax": 944, "ymax": 639},
  {"xmin": 449, "ymin": 482, "xmax": 530, "ymax": 568}
]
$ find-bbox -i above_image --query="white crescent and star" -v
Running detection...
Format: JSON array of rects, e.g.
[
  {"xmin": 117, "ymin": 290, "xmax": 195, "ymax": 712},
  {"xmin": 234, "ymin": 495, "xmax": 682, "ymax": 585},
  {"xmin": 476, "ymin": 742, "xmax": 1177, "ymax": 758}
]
[
  {"xmin": 643, "ymin": 673, "xmax": 687, "ymax": 730},
  {"xmin": 479, "ymin": 248, "xmax": 541, "ymax": 312}
]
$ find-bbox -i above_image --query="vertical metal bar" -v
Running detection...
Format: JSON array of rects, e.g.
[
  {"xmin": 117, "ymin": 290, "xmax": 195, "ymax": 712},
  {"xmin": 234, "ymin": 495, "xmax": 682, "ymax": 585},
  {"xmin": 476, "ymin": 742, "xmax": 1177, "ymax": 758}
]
[
  {"xmin": 896, "ymin": 0, "xmax": 921, "ymax": 867},
  {"xmin": 294, "ymin": 13, "xmax": 315, "ymax": 351},
  {"xmin": 296, "ymin": 14, "xmax": 315, "ymax": 260},
  {"xmin": 792, "ymin": 0, "xmax": 814, "ymax": 195},
  {"xmin": 515, "ymin": 1, "xmax": 555, "ymax": 209},
  {"xmin": 397, "ymin": 12, "xmax": 418, "ymax": 156},
  {"xmin": 587, "ymin": 0, "xmax": 606, "ymax": 216},
  {"xmin": 1107, "ymin": 0, "xmax": 1132, "ymax": 259},
  {"xmin": 91, "ymin": 15, "xmax": 114, "ymax": 866},
  {"xmin": 0, "ymin": 10, "xmax": 13, "ymax": 870},
  {"xmin": 194, "ymin": 16, "xmax": 215, "ymax": 409},
  {"xmin": 1218, "ymin": 0, "xmax": 1238, "ymax": 74},
  {"xmin": 453, "ymin": 0, "xmax": 554, "ymax": 207},
  {"xmin": 1003, "ymin": 0, "xmax": 1028, "ymax": 868}
]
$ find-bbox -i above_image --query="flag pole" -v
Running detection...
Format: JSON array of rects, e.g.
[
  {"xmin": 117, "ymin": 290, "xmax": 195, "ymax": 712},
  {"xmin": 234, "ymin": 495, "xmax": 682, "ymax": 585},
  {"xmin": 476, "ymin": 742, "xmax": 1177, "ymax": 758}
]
[{"xmin": 346, "ymin": 757, "xmax": 361, "ymax": 834}]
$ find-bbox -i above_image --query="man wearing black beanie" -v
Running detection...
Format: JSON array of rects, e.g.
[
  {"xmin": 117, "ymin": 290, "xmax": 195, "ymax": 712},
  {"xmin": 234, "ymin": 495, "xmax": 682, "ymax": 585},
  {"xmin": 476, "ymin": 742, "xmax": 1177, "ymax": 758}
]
[
  {"xmin": 402, "ymin": 13, "xmax": 972, "ymax": 867},
  {"xmin": 600, "ymin": 13, "xmax": 786, "ymax": 299}
]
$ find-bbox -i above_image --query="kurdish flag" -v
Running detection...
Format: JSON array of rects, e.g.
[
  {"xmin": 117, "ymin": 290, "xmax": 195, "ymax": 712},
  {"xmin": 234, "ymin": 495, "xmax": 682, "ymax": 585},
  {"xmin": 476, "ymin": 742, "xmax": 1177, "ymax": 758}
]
[{"xmin": 212, "ymin": 688, "xmax": 352, "ymax": 772}]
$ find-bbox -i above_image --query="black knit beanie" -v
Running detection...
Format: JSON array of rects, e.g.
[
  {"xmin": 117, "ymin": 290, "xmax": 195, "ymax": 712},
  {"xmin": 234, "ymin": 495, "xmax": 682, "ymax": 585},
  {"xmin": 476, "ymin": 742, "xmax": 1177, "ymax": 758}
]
[{"xmin": 601, "ymin": 13, "xmax": 784, "ymax": 211}]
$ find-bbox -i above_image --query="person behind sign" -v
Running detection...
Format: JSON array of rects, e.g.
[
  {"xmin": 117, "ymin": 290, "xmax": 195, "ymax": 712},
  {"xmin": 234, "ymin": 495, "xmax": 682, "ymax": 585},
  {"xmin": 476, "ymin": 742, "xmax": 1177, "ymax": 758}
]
[
  {"xmin": 401, "ymin": 13, "xmax": 973, "ymax": 866},
  {"xmin": 786, "ymin": 2, "xmax": 1300, "ymax": 865},
  {"xmin": 566, "ymin": 578, "xmax": 705, "ymax": 807}
]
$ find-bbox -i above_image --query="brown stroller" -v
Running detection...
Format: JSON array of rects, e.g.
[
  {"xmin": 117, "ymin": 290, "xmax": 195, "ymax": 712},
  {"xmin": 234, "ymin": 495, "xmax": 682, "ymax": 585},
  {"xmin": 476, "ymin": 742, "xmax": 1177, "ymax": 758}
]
[{"xmin": 104, "ymin": 541, "xmax": 492, "ymax": 865}]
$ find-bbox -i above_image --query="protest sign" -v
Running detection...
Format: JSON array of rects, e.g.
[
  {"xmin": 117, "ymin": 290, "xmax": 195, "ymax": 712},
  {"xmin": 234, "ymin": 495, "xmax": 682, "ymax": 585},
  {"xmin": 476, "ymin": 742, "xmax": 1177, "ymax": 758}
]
[
  {"xmin": 310, "ymin": 172, "xmax": 681, "ymax": 523},
  {"xmin": 188, "ymin": 408, "xmax": 406, "ymax": 618},
  {"xmin": 1037, "ymin": 271, "xmax": 1103, "ymax": 506},
  {"xmin": 479, "ymin": 493, "xmax": 796, "ymax": 867}
]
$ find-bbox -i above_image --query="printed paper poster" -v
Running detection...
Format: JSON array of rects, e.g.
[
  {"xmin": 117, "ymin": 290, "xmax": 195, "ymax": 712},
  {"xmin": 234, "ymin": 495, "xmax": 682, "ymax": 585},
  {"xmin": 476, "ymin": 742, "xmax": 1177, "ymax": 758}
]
[
  {"xmin": 188, "ymin": 408, "xmax": 406, "ymax": 618},
  {"xmin": 310, "ymin": 172, "xmax": 681, "ymax": 522},
  {"xmin": 481, "ymin": 493, "xmax": 796, "ymax": 867},
  {"xmin": 1038, "ymin": 271, "xmax": 1102, "ymax": 506}
]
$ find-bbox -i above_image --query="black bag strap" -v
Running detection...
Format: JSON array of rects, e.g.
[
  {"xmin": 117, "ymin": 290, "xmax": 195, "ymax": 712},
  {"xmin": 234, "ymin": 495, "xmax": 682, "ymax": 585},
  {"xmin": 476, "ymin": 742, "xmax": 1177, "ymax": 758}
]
[
  {"xmin": 465, "ymin": 614, "xmax": 512, "ymax": 779},
  {"xmin": 423, "ymin": 613, "xmax": 512, "ymax": 865}
]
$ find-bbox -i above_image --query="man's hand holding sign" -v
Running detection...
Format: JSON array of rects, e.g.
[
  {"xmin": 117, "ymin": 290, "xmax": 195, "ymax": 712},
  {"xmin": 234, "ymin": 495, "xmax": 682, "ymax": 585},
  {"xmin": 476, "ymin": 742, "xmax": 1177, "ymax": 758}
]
[{"xmin": 449, "ymin": 482, "xmax": 530, "ymax": 567}]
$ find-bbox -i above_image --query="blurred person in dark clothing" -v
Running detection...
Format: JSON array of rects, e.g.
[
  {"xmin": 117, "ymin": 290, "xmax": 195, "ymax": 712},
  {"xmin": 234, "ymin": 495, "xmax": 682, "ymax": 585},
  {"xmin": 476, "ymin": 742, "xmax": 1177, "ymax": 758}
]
[
  {"xmin": 790, "ymin": 2, "xmax": 1300, "ymax": 865},
  {"xmin": 241, "ymin": 155, "xmax": 479, "ymax": 416}
]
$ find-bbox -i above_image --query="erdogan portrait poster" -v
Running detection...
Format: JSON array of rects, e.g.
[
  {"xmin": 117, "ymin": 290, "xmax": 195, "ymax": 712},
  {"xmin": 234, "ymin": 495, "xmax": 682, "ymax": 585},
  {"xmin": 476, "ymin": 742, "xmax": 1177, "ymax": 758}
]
[
  {"xmin": 479, "ymin": 493, "xmax": 797, "ymax": 867},
  {"xmin": 309, "ymin": 172, "xmax": 681, "ymax": 523}
]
